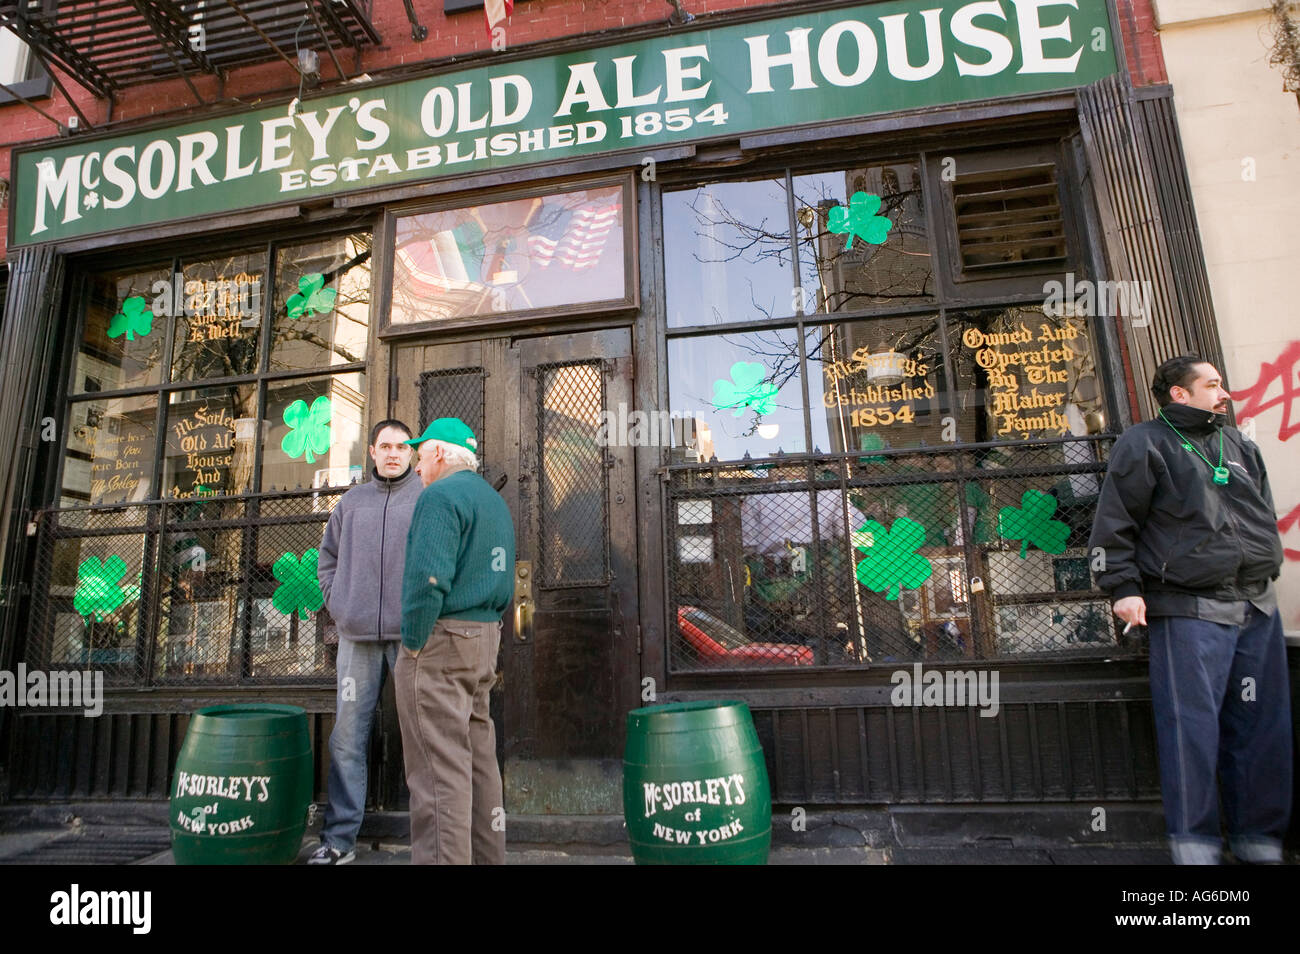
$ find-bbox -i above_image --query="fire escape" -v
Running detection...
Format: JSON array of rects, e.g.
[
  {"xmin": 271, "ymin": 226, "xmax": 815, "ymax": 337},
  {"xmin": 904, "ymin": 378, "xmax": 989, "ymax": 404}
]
[{"xmin": 0, "ymin": 0, "xmax": 382, "ymax": 129}]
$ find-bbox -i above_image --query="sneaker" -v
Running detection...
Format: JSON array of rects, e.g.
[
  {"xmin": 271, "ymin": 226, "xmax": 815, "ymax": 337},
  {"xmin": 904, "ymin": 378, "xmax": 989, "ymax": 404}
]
[{"xmin": 307, "ymin": 844, "xmax": 355, "ymax": 865}]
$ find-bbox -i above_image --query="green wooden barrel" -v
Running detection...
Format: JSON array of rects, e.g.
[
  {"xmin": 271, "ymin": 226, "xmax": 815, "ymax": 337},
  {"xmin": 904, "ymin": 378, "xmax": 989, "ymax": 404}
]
[
  {"xmin": 169, "ymin": 704, "xmax": 313, "ymax": 865},
  {"xmin": 623, "ymin": 700, "xmax": 771, "ymax": 865}
]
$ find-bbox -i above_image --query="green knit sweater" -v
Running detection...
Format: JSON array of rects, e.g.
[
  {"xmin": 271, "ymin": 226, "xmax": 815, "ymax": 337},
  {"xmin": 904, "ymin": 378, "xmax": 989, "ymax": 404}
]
[{"xmin": 401, "ymin": 469, "xmax": 516, "ymax": 651}]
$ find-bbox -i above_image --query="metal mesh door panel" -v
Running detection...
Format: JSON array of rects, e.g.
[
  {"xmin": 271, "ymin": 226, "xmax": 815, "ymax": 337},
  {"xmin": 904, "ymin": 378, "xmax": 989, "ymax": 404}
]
[
  {"xmin": 536, "ymin": 361, "xmax": 609, "ymax": 588},
  {"xmin": 418, "ymin": 367, "xmax": 486, "ymax": 466}
]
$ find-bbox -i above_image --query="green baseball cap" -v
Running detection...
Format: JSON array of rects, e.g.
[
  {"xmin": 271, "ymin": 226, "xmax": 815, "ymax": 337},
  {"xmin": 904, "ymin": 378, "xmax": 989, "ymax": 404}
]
[{"xmin": 406, "ymin": 417, "xmax": 479, "ymax": 453}]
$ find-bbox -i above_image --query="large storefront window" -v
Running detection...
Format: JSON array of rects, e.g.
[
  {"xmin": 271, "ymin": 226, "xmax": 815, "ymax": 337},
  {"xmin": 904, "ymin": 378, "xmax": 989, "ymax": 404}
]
[
  {"xmin": 36, "ymin": 231, "xmax": 370, "ymax": 685},
  {"xmin": 662, "ymin": 151, "xmax": 1119, "ymax": 671}
]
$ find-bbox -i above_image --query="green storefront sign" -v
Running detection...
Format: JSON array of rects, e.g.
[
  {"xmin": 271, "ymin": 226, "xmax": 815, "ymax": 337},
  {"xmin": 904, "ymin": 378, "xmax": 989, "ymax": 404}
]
[{"xmin": 11, "ymin": 0, "xmax": 1117, "ymax": 247}]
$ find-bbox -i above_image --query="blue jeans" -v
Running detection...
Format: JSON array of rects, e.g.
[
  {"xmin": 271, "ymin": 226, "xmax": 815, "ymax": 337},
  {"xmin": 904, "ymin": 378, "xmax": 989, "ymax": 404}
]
[
  {"xmin": 321, "ymin": 638, "xmax": 399, "ymax": 853},
  {"xmin": 1148, "ymin": 609, "xmax": 1293, "ymax": 864}
]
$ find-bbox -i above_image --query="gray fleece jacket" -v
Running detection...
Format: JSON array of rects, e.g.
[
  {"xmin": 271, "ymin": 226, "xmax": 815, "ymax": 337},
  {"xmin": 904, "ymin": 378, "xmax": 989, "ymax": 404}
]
[{"xmin": 317, "ymin": 466, "xmax": 423, "ymax": 641}]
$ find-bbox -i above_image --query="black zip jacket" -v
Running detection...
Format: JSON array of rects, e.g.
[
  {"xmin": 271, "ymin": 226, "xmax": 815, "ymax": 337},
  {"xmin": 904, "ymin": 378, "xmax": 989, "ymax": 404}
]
[{"xmin": 1088, "ymin": 402, "xmax": 1283, "ymax": 614}]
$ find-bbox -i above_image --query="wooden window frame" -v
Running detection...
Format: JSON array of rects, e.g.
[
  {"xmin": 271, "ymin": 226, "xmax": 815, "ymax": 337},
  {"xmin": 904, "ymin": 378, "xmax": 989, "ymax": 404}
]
[
  {"xmin": 377, "ymin": 173, "xmax": 639, "ymax": 340},
  {"xmin": 930, "ymin": 142, "xmax": 1086, "ymax": 301}
]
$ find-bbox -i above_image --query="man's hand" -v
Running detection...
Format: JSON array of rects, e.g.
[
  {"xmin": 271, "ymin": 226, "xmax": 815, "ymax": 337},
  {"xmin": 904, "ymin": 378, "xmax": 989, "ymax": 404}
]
[{"xmin": 1113, "ymin": 595, "xmax": 1147, "ymax": 628}]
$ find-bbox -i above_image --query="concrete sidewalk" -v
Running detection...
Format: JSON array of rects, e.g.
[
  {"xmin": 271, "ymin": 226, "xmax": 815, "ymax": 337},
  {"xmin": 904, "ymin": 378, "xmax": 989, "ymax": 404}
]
[
  {"xmin": 0, "ymin": 802, "xmax": 1208, "ymax": 864},
  {"xmin": 0, "ymin": 825, "xmax": 1184, "ymax": 864}
]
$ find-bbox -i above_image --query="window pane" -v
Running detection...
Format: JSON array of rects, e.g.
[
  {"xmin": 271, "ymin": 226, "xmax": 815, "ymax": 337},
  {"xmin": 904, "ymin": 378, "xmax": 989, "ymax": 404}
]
[
  {"xmin": 251, "ymin": 514, "xmax": 334, "ymax": 678},
  {"xmin": 663, "ymin": 178, "xmax": 794, "ymax": 328},
  {"xmin": 537, "ymin": 361, "xmax": 608, "ymax": 586},
  {"xmin": 391, "ymin": 185, "xmax": 625, "ymax": 324},
  {"xmin": 806, "ymin": 315, "xmax": 945, "ymax": 453},
  {"xmin": 162, "ymin": 383, "xmax": 258, "ymax": 498},
  {"xmin": 171, "ymin": 250, "xmax": 267, "ymax": 382},
  {"xmin": 156, "ymin": 524, "xmax": 243, "ymax": 681},
  {"xmin": 968, "ymin": 444, "xmax": 1112, "ymax": 655},
  {"xmin": 45, "ymin": 533, "xmax": 147, "ymax": 672},
  {"xmin": 270, "ymin": 233, "xmax": 371, "ymax": 371},
  {"xmin": 669, "ymin": 491, "xmax": 817, "ymax": 670},
  {"xmin": 667, "ymin": 329, "xmax": 806, "ymax": 461},
  {"xmin": 828, "ymin": 477, "xmax": 972, "ymax": 664},
  {"xmin": 948, "ymin": 305, "xmax": 1107, "ymax": 443},
  {"xmin": 262, "ymin": 373, "xmax": 367, "ymax": 491},
  {"xmin": 74, "ymin": 265, "xmax": 170, "ymax": 393},
  {"xmin": 63, "ymin": 394, "xmax": 158, "ymax": 506},
  {"xmin": 794, "ymin": 161, "xmax": 933, "ymax": 311}
]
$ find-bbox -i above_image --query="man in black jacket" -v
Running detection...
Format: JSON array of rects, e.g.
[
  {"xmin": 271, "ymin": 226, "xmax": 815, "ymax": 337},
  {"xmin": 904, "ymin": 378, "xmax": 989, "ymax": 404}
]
[{"xmin": 1089, "ymin": 355, "xmax": 1291, "ymax": 865}]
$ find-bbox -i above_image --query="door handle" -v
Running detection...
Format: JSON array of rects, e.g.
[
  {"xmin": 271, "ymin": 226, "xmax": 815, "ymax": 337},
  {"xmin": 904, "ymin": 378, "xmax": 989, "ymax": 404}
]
[{"xmin": 514, "ymin": 560, "xmax": 533, "ymax": 642}]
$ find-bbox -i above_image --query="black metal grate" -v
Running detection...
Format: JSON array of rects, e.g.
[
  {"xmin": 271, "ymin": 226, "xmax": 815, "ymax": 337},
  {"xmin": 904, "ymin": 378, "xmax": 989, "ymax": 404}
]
[
  {"xmin": 26, "ymin": 488, "xmax": 344, "ymax": 687},
  {"xmin": 536, "ymin": 361, "xmax": 608, "ymax": 588},
  {"xmin": 666, "ymin": 437, "xmax": 1132, "ymax": 671},
  {"xmin": 418, "ymin": 366, "xmax": 486, "ymax": 466},
  {"xmin": 1, "ymin": 829, "xmax": 173, "ymax": 865}
]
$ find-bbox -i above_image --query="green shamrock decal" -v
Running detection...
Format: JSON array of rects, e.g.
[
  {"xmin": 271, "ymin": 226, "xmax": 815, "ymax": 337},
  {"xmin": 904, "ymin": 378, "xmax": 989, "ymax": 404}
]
[
  {"xmin": 827, "ymin": 192, "xmax": 893, "ymax": 249},
  {"xmin": 281, "ymin": 395, "xmax": 332, "ymax": 464},
  {"xmin": 712, "ymin": 361, "xmax": 780, "ymax": 417},
  {"xmin": 286, "ymin": 273, "xmax": 338, "ymax": 320},
  {"xmin": 998, "ymin": 489, "xmax": 1070, "ymax": 558},
  {"xmin": 271, "ymin": 549, "xmax": 324, "ymax": 619},
  {"xmin": 853, "ymin": 517, "xmax": 933, "ymax": 601},
  {"xmin": 74, "ymin": 555, "xmax": 130, "ymax": 622},
  {"xmin": 108, "ymin": 296, "xmax": 154, "ymax": 342}
]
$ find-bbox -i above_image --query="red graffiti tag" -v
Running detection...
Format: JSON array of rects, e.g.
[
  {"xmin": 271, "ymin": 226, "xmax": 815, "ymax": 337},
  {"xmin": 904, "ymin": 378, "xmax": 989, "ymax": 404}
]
[
  {"xmin": 1279, "ymin": 503, "xmax": 1300, "ymax": 562},
  {"xmin": 1231, "ymin": 340, "xmax": 1300, "ymax": 442}
]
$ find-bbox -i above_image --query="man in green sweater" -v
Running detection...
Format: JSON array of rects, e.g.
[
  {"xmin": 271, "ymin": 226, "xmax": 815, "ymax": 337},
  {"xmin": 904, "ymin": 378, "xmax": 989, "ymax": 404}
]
[{"xmin": 396, "ymin": 417, "xmax": 515, "ymax": 865}]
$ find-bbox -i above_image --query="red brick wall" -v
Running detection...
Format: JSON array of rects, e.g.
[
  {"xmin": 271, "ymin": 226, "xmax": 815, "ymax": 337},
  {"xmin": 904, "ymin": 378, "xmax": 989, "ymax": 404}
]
[
  {"xmin": 1117, "ymin": 0, "xmax": 1168, "ymax": 86},
  {"xmin": 0, "ymin": 0, "xmax": 1167, "ymax": 255}
]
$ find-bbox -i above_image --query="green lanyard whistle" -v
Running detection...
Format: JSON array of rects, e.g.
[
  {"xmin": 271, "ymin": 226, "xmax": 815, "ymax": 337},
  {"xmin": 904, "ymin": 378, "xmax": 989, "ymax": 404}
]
[{"xmin": 1159, "ymin": 410, "xmax": 1229, "ymax": 485}]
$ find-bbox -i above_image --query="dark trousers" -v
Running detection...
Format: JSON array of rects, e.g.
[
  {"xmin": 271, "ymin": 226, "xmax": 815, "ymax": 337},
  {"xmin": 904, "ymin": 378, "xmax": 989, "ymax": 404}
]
[{"xmin": 1148, "ymin": 608, "xmax": 1293, "ymax": 864}]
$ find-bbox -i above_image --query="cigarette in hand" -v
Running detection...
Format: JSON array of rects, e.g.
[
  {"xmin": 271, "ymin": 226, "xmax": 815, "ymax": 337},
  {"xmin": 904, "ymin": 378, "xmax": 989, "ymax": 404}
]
[{"xmin": 1123, "ymin": 622, "xmax": 1134, "ymax": 635}]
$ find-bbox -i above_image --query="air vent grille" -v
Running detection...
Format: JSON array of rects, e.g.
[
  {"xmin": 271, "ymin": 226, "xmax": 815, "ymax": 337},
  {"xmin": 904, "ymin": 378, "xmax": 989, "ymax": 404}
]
[{"xmin": 952, "ymin": 164, "xmax": 1066, "ymax": 271}]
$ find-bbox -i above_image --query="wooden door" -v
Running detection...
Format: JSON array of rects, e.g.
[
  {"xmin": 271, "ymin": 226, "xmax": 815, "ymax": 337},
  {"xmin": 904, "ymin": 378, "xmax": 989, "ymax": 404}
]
[{"xmin": 390, "ymin": 328, "xmax": 639, "ymax": 814}]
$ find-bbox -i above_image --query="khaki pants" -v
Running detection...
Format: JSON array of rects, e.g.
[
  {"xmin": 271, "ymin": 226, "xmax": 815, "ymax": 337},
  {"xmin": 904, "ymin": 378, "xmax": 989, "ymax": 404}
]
[{"xmin": 395, "ymin": 618, "xmax": 505, "ymax": 865}]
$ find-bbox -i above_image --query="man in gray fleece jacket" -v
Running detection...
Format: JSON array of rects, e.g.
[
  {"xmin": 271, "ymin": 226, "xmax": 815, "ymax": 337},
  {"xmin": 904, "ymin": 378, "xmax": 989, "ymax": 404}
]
[{"xmin": 309, "ymin": 419, "xmax": 423, "ymax": 864}]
